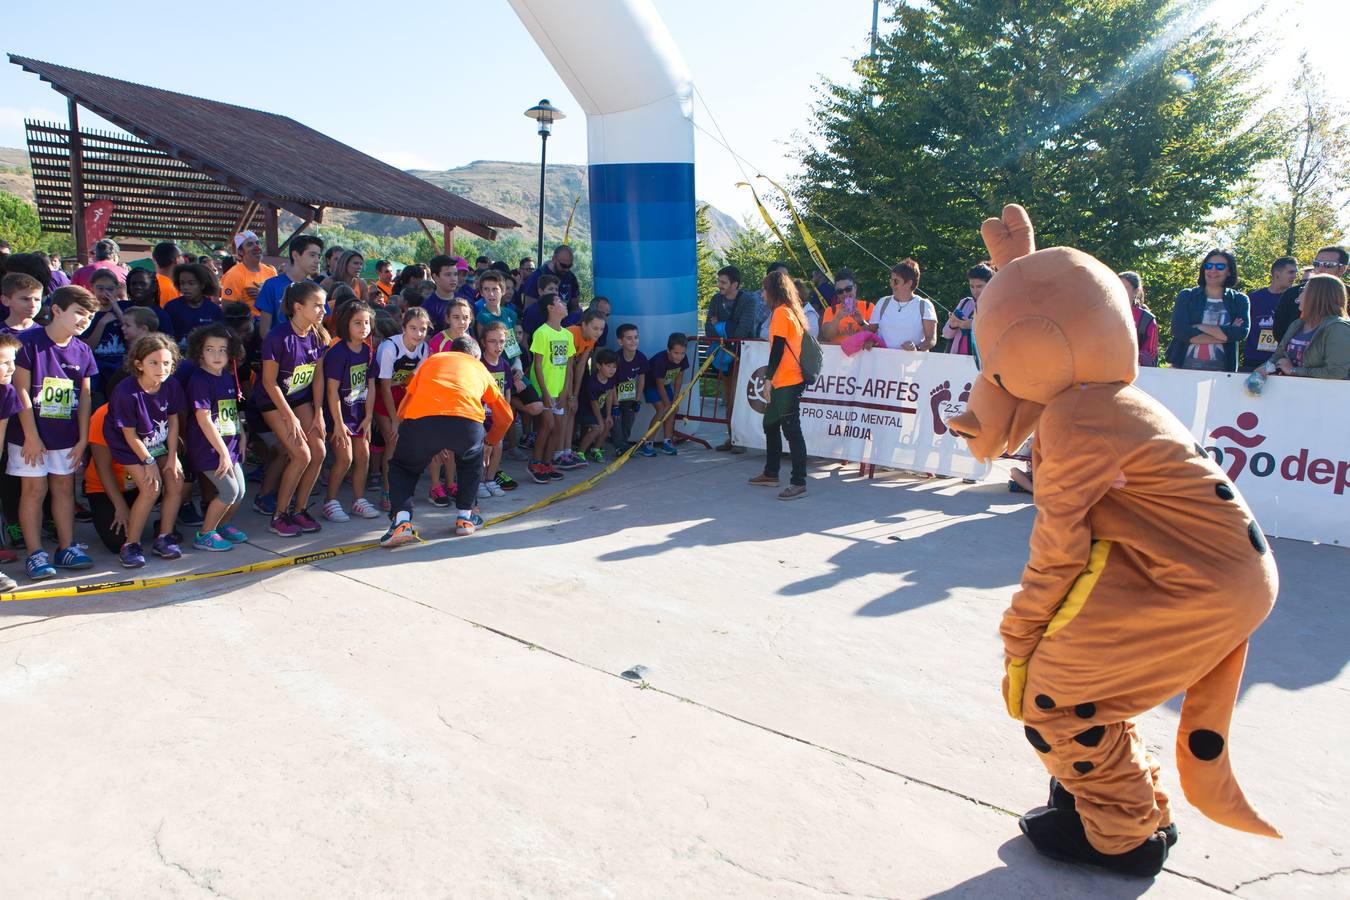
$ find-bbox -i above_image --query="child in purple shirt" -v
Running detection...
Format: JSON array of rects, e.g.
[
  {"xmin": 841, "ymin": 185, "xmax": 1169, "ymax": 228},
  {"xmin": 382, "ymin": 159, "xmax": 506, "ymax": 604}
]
[
  {"xmin": 641, "ymin": 333, "xmax": 690, "ymax": 456},
  {"xmin": 613, "ymin": 323, "xmax": 648, "ymax": 450},
  {"xmin": 104, "ymin": 333, "xmax": 186, "ymax": 567},
  {"xmin": 322, "ymin": 301, "xmax": 379, "ymax": 522},
  {"xmin": 163, "ymin": 263, "xmax": 224, "ymax": 348},
  {"xmin": 0, "ymin": 333, "xmax": 24, "ymax": 590},
  {"xmin": 578, "ymin": 347, "xmax": 619, "ymax": 462},
  {"xmin": 10, "ymin": 286, "xmax": 99, "ymax": 580},
  {"xmin": 185, "ymin": 323, "xmax": 249, "ymax": 552}
]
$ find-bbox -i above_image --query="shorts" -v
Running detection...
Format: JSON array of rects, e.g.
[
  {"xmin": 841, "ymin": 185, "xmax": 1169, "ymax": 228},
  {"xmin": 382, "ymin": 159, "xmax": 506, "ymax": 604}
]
[
  {"xmin": 204, "ymin": 461, "xmax": 247, "ymax": 506},
  {"xmin": 578, "ymin": 406, "xmax": 605, "ymax": 428},
  {"xmin": 6, "ymin": 443, "xmax": 81, "ymax": 477},
  {"xmin": 515, "ymin": 384, "xmax": 540, "ymax": 405},
  {"xmin": 644, "ymin": 386, "xmax": 674, "ymax": 405}
]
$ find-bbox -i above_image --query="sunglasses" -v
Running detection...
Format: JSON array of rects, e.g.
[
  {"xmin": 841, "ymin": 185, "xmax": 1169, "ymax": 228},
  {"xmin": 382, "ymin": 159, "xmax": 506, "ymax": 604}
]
[
  {"xmin": 1312, "ymin": 260, "xmax": 1345, "ymax": 269},
  {"xmin": 837, "ymin": 285, "xmax": 855, "ymax": 293},
  {"xmin": 1203, "ymin": 262, "xmax": 1228, "ymax": 271}
]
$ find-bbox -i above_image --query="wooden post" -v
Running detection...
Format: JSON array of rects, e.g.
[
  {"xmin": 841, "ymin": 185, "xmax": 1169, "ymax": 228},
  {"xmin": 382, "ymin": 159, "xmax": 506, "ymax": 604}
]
[
  {"xmin": 442, "ymin": 223, "xmax": 454, "ymax": 255},
  {"xmin": 68, "ymin": 98, "xmax": 88, "ymax": 263},
  {"xmin": 263, "ymin": 203, "xmax": 279, "ymax": 257}
]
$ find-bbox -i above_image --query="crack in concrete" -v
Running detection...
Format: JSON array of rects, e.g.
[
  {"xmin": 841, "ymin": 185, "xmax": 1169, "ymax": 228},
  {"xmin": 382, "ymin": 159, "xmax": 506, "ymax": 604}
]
[
  {"xmin": 437, "ymin": 709, "xmax": 486, "ymax": 742},
  {"xmin": 1231, "ymin": 864, "xmax": 1350, "ymax": 891},
  {"xmin": 712, "ymin": 849, "xmax": 900, "ymax": 899},
  {"xmin": 152, "ymin": 820, "xmax": 228, "ymax": 897},
  {"xmin": 13, "ymin": 652, "xmax": 28, "ymax": 675}
]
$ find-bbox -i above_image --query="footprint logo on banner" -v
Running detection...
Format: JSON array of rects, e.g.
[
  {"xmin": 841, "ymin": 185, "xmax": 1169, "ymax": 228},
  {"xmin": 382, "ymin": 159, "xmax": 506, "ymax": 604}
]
[
  {"xmin": 746, "ymin": 366, "xmax": 771, "ymax": 414},
  {"xmin": 929, "ymin": 381, "xmax": 972, "ymax": 435}
]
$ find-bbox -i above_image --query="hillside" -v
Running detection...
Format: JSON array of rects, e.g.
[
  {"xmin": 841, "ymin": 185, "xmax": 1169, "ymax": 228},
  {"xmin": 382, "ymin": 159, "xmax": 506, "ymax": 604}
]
[{"xmin": 0, "ymin": 149, "xmax": 741, "ymax": 251}]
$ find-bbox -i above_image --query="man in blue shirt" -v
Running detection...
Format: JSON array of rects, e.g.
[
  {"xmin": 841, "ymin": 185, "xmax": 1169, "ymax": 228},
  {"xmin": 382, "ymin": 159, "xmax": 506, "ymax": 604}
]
[
  {"xmin": 520, "ymin": 245, "xmax": 581, "ymax": 309},
  {"xmin": 255, "ymin": 234, "xmax": 324, "ymax": 334},
  {"xmin": 1241, "ymin": 255, "xmax": 1298, "ymax": 371}
]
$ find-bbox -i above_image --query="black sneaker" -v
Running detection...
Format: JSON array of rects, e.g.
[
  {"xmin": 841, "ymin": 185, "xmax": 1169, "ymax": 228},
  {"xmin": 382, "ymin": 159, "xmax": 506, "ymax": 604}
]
[{"xmin": 177, "ymin": 501, "xmax": 204, "ymax": 527}]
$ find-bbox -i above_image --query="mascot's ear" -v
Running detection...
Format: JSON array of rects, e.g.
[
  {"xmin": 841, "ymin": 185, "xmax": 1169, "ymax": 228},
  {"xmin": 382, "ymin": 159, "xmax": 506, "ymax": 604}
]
[{"xmin": 981, "ymin": 204, "xmax": 1036, "ymax": 269}]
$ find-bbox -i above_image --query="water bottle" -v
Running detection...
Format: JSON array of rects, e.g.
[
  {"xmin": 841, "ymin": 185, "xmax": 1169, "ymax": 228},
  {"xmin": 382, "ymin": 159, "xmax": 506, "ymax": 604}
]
[{"xmin": 1243, "ymin": 361, "xmax": 1275, "ymax": 397}]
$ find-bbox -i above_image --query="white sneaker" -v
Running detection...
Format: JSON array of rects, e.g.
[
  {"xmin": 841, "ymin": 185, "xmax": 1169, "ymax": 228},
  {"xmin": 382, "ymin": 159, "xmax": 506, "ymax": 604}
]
[
  {"xmin": 351, "ymin": 498, "xmax": 381, "ymax": 519},
  {"xmin": 477, "ymin": 482, "xmax": 492, "ymax": 499},
  {"xmin": 322, "ymin": 499, "xmax": 349, "ymax": 522},
  {"xmin": 485, "ymin": 480, "xmax": 506, "ymax": 497}
]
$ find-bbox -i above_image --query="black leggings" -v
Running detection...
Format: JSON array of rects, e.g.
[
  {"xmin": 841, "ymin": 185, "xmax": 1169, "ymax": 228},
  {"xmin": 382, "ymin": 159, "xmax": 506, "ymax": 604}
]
[
  {"xmin": 87, "ymin": 489, "xmax": 141, "ymax": 553},
  {"xmin": 388, "ymin": 416, "xmax": 484, "ymax": 517},
  {"xmin": 763, "ymin": 383, "xmax": 807, "ymax": 486}
]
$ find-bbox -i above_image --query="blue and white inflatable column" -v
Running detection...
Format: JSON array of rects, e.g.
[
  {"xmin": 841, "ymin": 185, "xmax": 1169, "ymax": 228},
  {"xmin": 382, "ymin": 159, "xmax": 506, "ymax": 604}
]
[{"xmin": 508, "ymin": 0, "xmax": 697, "ymax": 352}]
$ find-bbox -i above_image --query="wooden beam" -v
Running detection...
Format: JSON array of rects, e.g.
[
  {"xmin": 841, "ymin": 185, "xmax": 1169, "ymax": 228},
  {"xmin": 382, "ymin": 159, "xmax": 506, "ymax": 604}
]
[
  {"xmin": 68, "ymin": 97, "xmax": 87, "ymax": 262},
  {"xmin": 263, "ymin": 203, "xmax": 279, "ymax": 257},
  {"xmin": 228, "ymin": 201, "xmax": 258, "ymax": 248},
  {"xmin": 417, "ymin": 218, "xmax": 439, "ymax": 252},
  {"xmin": 277, "ymin": 216, "xmax": 315, "ymax": 255},
  {"xmin": 442, "ymin": 223, "xmax": 454, "ymax": 254}
]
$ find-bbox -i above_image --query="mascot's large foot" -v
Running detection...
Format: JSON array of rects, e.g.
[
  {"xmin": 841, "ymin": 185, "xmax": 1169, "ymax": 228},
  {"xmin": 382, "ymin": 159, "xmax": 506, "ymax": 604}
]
[
  {"xmin": 1019, "ymin": 807, "xmax": 1169, "ymax": 878},
  {"xmin": 1047, "ymin": 777, "xmax": 1178, "ymax": 847}
]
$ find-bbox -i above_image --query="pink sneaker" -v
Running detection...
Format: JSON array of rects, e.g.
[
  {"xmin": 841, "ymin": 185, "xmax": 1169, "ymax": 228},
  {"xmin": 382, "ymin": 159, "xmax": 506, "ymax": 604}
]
[{"xmin": 269, "ymin": 514, "xmax": 301, "ymax": 537}]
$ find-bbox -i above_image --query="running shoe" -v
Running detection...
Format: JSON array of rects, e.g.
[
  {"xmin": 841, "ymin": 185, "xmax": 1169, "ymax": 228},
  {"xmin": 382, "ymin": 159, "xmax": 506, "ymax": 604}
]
[
  {"xmin": 0, "ymin": 572, "xmax": 16, "ymax": 593},
  {"xmin": 477, "ymin": 482, "xmax": 492, "ymax": 500},
  {"xmin": 428, "ymin": 483, "xmax": 451, "ymax": 508},
  {"xmin": 546, "ymin": 465, "xmax": 564, "ymax": 481},
  {"xmin": 292, "ymin": 508, "xmax": 322, "ymax": 533},
  {"xmin": 0, "ymin": 548, "xmax": 16, "ymax": 564},
  {"xmin": 494, "ymin": 471, "xmax": 519, "ymax": 491},
  {"xmin": 269, "ymin": 514, "xmax": 301, "ymax": 537},
  {"xmin": 252, "ymin": 492, "xmax": 277, "ymax": 516},
  {"xmin": 659, "ymin": 440, "xmax": 678, "ymax": 456},
  {"xmin": 193, "ymin": 531, "xmax": 233, "ymax": 552},
  {"xmin": 219, "ymin": 525, "xmax": 249, "ymax": 543},
  {"xmin": 351, "ymin": 498, "xmax": 381, "ymax": 519},
  {"xmin": 152, "ymin": 535, "xmax": 182, "ymax": 560},
  {"xmin": 74, "ymin": 502, "xmax": 93, "ymax": 523},
  {"xmin": 380, "ymin": 519, "xmax": 417, "ymax": 548},
  {"xmin": 638, "ymin": 443, "xmax": 658, "ymax": 458},
  {"xmin": 118, "ymin": 543, "xmax": 145, "ymax": 569},
  {"xmin": 55, "ymin": 545, "xmax": 94, "ymax": 570},
  {"xmin": 528, "ymin": 463, "xmax": 551, "ymax": 484},
  {"xmin": 455, "ymin": 512, "xmax": 484, "ymax": 536},
  {"xmin": 587, "ymin": 448, "xmax": 605, "ymax": 463},
  {"xmin": 26, "ymin": 550, "xmax": 57, "ymax": 580},
  {"xmin": 322, "ymin": 499, "xmax": 350, "ymax": 523},
  {"xmin": 559, "ymin": 451, "xmax": 587, "ymax": 469},
  {"xmin": 367, "ymin": 469, "xmax": 383, "ymax": 490},
  {"xmin": 177, "ymin": 501, "xmax": 205, "ymax": 527},
  {"xmin": 521, "ymin": 432, "xmax": 537, "ymax": 451},
  {"xmin": 485, "ymin": 480, "xmax": 506, "ymax": 498}
]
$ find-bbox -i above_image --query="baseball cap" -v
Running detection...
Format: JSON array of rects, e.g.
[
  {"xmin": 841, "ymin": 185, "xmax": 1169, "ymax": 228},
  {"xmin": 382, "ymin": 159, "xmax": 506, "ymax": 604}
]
[{"xmin": 234, "ymin": 230, "xmax": 261, "ymax": 250}]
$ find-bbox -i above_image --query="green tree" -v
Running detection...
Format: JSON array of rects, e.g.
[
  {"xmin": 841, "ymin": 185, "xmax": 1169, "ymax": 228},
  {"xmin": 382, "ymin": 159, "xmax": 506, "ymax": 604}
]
[
  {"xmin": 0, "ymin": 191, "xmax": 41, "ymax": 249},
  {"xmin": 798, "ymin": 0, "xmax": 1279, "ymax": 307},
  {"xmin": 720, "ymin": 215, "xmax": 781, "ymax": 294},
  {"xmin": 1271, "ymin": 54, "xmax": 1350, "ymax": 255},
  {"xmin": 1227, "ymin": 194, "xmax": 1344, "ymax": 281},
  {"xmin": 695, "ymin": 203, "xmax": 720, "ymax": 316}
]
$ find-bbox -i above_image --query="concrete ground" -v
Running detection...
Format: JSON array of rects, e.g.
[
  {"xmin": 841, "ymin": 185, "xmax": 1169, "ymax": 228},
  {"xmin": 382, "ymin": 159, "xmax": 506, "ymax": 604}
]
[{"xmin": 1, "ymin": 438, "xmax": 1346, "ymax": 898}]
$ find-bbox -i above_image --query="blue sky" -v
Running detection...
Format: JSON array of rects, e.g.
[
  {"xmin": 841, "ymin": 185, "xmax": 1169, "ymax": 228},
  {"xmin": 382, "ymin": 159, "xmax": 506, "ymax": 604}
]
[{"xmin": 0, "ymin": 0, "xmax": 1341, "ymax": 226}]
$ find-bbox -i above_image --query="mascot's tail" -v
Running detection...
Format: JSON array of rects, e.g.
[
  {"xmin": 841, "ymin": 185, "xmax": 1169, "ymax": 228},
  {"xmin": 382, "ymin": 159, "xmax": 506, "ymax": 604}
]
[{"xmin": 1176, "ymin": 640, "xmax": 1281, "ymax": 838}]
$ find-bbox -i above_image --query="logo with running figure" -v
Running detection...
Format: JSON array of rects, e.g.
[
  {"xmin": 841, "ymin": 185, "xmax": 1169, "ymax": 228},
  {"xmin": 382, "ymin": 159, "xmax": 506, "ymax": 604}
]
[
  {"xmin": 1207, "ymin": 411, "xmax": 1350, "ymax": 495},
  {"xmin": 745, "ymin": 365, "xmax": 771, "ymax": 414},
  {"xmin": 928, "ymin": 381, "xmax": 972, "ymax": 436}
]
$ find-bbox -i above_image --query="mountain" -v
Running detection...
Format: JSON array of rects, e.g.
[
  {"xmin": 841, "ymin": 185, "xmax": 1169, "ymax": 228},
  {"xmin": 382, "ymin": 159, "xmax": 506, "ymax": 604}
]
[{"xmin": 0, "ymin": 149, "xmax": 742, "ymax": 252}]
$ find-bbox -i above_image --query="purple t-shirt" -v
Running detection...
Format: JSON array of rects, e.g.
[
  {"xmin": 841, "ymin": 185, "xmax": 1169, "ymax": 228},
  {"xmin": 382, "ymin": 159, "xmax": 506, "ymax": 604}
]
[
  {"xmin": 1287, "ymin": 328, "xmax": 1316, "ymax": 369},
  {"xmin": 0, "ymin": 382, "xmax": 23, "ymax": 422},
  {"xmin": 421, "ymin": 293, "xmax": 453, "ymax": 334},
  {"xmin": 0, "ymin": 322, "xmax": 36, "ymax": 338},
  {"xmin": 580, "ymin": 371, "xmax": 616, "ymax": 410},
  {"xmin": 482, "ymin": 354, "xmax": 513, "ymax": 400},
  {"xmin": 323, "ymin": 341, "xmax": 373, "ymax": 434},
  {"xmin": 647, "ymin": 350, "xmax": 689, "ymax": 395},
  {"xmin": 185, "ymin": 368, "xmax": 242, "ymax": 472},
  {"xmin": 614, "ymin": 350, "xmax": 648, "ymax": 403},
  {"xmin": 252, "ymin": 323, "xmax": 323, "ymax": 409},
  {"xmin": 105, "ymin": 376, "xmax": 185, "ymax": 465},
  {"xmin": 17, "ymin": 328, "xmax": 98, "ymax": 450},
  {"xmin": 162, "ymin": 297, "xmax": 224, "ymax": 345}
]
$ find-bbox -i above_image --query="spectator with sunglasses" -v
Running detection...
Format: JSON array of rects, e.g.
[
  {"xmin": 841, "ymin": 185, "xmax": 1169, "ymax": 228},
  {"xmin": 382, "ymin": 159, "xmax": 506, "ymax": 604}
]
[
  {"xmin": 1165, "ymin": 249, "xmax": 1248, "ymax": 372},
  {"xmin": 519, "ymin": 244, "xmax": 581, "ymax": 314},
  {"xmin": 1272, "ymin": 245, "xmax": 1348, "ymax": 345}
]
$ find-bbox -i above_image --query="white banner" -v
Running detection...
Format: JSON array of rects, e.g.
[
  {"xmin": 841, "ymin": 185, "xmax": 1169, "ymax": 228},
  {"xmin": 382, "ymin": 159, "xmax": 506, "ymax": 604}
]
[{"xmin": 730, "ymin": 342, "xmax": 1348, "ymax": 546}]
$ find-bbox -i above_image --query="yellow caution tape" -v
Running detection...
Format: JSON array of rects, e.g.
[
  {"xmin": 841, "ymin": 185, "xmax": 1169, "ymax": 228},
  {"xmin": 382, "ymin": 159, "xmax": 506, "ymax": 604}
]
[
  {"xmin": 736, "ymin": 181, "xmax": 828, "ymax": 308},
  {"xmin": 757, "ymin": 174, "xmax": 832, "ymax": 282},
  {"xmin": 0, "ymin": 353, "xmax": 721, "ymax": 604},
  {"xmin": 562, "ymin": 195, "xmax": 583, "ymax": 245}
]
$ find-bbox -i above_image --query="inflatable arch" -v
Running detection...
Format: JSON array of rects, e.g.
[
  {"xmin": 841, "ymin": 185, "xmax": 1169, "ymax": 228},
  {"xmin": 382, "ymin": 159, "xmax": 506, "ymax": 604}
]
[{"xmin": 508, "ymin": 0, "xmax": 697, "ymax": 350}]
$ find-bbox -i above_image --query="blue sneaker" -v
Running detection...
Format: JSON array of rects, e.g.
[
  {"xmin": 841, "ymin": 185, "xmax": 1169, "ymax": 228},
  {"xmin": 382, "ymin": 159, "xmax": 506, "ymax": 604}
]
[
  {"xmin": 455, "ymin": 512, "xmax": 484, "ymax": 536},
  {"xmin": 119, "ymin": 542, "xmax": 146, "ymax": 569},
  {"xmin": 252, "ymin": 492, "xmax": 277, "ymax": 516},
  {"xmin": 638, "ymin": 443, "xmax": 658, "ymax": 458},
  {"xmin": 26, "ymin": 550, "xmax": 57, "ymax": 580},
  {"xmin": 55, "ymin": 545, "xmax": 93, "ymax": 570},
  {"xmin": 193, "ymin": 530, "xmax": 233, "ymax": 552},
  {"xmin": 659, "ymin": 439, "xmax": 678, "ymax": 456},
  {"xmin": 219, "ymin": 525, "xmax": 249, "ymax": 543}
]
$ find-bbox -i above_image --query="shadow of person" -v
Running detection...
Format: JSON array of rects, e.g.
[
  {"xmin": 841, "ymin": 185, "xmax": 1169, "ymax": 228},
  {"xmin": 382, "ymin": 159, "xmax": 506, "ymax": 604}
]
[{"xmin": 922, "ymin": 835, "xmax": 1158, "ymax": 899}]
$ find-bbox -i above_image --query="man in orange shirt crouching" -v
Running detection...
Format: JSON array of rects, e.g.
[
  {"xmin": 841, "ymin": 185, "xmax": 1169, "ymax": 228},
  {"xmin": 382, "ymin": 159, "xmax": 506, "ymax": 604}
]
[{"xmin": 380, "ymin": 336, "xmax": 512, "ymax": 547}]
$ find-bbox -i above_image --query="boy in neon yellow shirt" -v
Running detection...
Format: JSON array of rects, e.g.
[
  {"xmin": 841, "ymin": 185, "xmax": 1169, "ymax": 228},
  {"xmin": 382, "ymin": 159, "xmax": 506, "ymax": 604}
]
[{"xmin": 527, "ymin": 293, "xmax": 574, "ymax": 482}]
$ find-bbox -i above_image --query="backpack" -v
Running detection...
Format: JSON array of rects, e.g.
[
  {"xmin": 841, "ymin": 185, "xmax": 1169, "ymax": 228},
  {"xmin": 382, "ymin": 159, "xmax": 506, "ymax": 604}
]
[{"xmin": 789, "ymin": 325, "xmax": 823, "ymax": 387}]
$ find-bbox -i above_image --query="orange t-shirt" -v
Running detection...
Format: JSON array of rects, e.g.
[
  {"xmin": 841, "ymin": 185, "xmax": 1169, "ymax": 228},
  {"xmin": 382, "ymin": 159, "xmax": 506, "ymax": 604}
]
[
  {"xmin": 86, "ymin": 404, "xmax": 132, "ymax": 495},
  {"xmin": 397, "ymin": 351, "xmax": 513, "ymax": 445},
  {"xmin": 566, "ymin": 325, "xmax": 596, "ymax": 360},
  {"xmin": 768, "ymin": 306, "xmax": 805, "ymax": 388},
  {"xmin": 219, "ymin": 262, "xmax": 278, "ymax": 314},
  {"xmin": 154, "ymin": 273, "xmax": 179, "ymax": 304},
  {"xmin": 821, "ymin": 299, "xmax": 874, "ymax": 343}
]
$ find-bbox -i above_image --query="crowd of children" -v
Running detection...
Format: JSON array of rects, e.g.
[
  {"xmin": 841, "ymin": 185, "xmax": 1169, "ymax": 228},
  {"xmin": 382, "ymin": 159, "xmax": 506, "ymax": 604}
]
[{"xmin": 0, "ymin": 238, "xmax": 697, "ymax": 587}]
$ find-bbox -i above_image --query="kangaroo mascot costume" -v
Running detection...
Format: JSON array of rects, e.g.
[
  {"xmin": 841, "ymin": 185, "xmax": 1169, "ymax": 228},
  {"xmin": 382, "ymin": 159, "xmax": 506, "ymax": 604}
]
[{"xmin": 945, "ymin": 205, "xmax": 1281, "ymax": 876}]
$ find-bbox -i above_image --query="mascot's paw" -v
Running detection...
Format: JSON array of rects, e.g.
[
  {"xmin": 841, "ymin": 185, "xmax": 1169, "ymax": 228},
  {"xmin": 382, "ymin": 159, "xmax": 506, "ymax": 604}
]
[
  {"xmin": 1019, "ymin": 807, "xmax": 1169, "ymax": 878},
  {"xmin": 1046, "ymin": 778, "xmax": 1178, "ymax": 847}
]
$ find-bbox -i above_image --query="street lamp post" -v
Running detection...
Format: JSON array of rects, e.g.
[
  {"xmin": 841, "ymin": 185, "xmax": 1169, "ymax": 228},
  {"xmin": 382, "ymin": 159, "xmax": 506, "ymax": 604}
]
[{"xmin": 524, "ymin": 99, "xmax": 565, "ymax": 266}]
